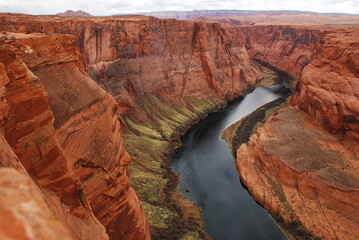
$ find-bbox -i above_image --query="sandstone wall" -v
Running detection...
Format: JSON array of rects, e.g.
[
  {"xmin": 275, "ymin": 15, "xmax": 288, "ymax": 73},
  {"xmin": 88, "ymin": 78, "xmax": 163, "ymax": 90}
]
[
  {"xmin": 235, "ymin": 106, "xmax": 359, "ymax": 240},
  {"xmin": 241, "ymin": 25, "xmax": 321, "ymax": 78},
  {"xmin": 292, "ymin": 28, "xmax": 359, "ymax": 141},
  {"xmin": 0, "ymin": 33, "xmax": 150, "ymax": 239},
  {"xmin": 0, "ymin": 14, "xmax": 270, "ymax": 238},
  {"xmin": 223, "ymin": 26, "xmax": 359, "ymax": 239}
]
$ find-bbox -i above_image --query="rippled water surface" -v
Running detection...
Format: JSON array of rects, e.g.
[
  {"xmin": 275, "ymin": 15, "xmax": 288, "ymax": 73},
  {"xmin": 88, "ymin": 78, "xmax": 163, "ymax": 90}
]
[{"xmin": 172, "ymin": 85, "xmax": 288, "ymax": 240}]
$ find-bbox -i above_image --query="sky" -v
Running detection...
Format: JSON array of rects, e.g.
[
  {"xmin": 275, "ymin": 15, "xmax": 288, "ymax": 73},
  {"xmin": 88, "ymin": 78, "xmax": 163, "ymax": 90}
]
[{"xmin": 0, "ymin": 0, "xmax": 358, "ymax": 15}]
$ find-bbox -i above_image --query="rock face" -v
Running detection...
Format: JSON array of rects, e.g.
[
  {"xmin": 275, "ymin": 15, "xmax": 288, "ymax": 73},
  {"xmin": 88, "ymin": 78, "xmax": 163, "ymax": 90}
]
[
  {"xmin": 0, "ymin": 167, "xmax": 73, "ymax": 240},
  {"xmin": 292, "ymin": 28, "xmax": 359, "ymax": 140},
  {"xmin": 223, "ymin": 26, "xmax": 359, "ymax": 240},
  {"xmin": 0, "ymin": 14, "xmax": 269, "ymax": 238},
  {"xmin": 0, "ymin": 32, "xmax": 150, "ymax": 239},
  {"xmin": 235, "ymin": 107, "xmax": 359, "ymax": 240},
  {"xmin": 241, "ymin": 25, "xmax": 321, "ymax": 78},
  {"xmin": 3, "ymin": 13, "xmax": 357, "ymax": 240},
  {"xmin": 0, "ymin": 39, "xmax": 108, "ymax": 240},
  {"xmin": 239, "ymin": 24, "xmax": 359, "ymax": 139}
]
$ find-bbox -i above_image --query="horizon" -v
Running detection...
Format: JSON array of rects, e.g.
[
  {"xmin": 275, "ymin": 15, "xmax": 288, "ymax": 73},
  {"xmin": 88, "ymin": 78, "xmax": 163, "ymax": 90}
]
[
  {"xmin": 0, "ymin": 0, "xmax": 358, "ymax": 16},
  {"xmin": 2, "ymin": 9, "xmax": 359, "ymax": 17}
]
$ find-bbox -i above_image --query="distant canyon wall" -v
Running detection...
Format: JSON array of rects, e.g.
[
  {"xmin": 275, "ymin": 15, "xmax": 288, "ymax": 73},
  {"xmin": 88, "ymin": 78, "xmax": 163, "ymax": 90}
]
[
  {"xmin": 240, "ymin": 24, "xmax": 358, "ymax": 140},
  {"xmin": 240, "ymin": 25, "xmax": 321, "ymax": 78}
]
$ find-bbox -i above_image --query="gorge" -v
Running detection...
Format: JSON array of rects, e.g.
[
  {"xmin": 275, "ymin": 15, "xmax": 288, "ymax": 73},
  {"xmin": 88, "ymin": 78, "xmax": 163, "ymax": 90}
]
[
  {"xmin": 173, "ymin": 83, "xmax": 290, "ymax": 240},
  {"xmin": 0, "ymin": 12, "xmax": 358, "ymax": 240}
]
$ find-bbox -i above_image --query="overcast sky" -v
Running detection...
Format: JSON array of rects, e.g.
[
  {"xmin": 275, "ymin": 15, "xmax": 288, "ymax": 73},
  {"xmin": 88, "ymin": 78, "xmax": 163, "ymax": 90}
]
[{"xmin": 0, "ymin": 0, "xmax": 358, "ymax": 15}]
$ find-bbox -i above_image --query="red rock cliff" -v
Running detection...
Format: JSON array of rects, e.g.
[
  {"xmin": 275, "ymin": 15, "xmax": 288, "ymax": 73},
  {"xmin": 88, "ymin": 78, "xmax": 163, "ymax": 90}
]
[
  {"xmin": 292, "ymin": 28, "xmax": 359, "ymax": 141},
  {"xmin": 0, "ymin": 32, "xmax": 150, "ymax": 239},
  {"xmin": 241, "ymin": 25, "xmax": 321, "ymax": 77},
  {"xmin": 0, "ymin": 14, "xmax": 270, "ymax": 237},
  {"xmin": 0, "ymin": 14, "xmax": 284, "ymax": 238},
  {"xmin": 223, "ymin": 25, "xmax": 359, "ymax": 240},
  {"xmin": 235, "ymin": 106, "xmax": 359, "ymax": 240},
  {"xmin": 0, "ymin": 14, "xmax": 265, "ymax": 115}
]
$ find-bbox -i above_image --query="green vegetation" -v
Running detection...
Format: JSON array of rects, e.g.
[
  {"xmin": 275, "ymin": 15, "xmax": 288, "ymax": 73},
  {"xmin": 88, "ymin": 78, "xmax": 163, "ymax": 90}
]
[{"xmin": 124, "ymin": 93, "xmax": 226, "ymax": 239}]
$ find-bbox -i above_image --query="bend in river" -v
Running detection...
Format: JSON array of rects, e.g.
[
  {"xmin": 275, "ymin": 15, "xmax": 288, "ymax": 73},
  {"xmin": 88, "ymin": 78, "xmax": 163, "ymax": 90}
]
[{"xmin": 172, "ymin": 84, "xmax": 289, "ymax": 240}]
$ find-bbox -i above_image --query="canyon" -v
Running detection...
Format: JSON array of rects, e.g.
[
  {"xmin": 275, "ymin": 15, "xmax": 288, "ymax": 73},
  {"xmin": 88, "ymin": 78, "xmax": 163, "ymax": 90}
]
[
  {"xmin": 223, "ymin": 24, "xmax": 359, "ymax": 239},
  {"xmin": 0, "ymin": 12, "xmax": 358, "ymax": 240}
]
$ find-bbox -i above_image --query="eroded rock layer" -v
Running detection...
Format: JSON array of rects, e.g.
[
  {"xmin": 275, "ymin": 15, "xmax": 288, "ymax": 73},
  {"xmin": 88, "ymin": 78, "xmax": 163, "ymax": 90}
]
[
  {"xmin": 0, "ymin": 14, "xmax": 273, "ymax": 238},
  {"xmin": 236, "ymin": 107, "xmax": 359, "ymax": 239},
  {"xmin": 0, "ymin": 32, "xmax": 149, "ymax": 239},
  {"xmin": 292, "ymin": 28, "xmax": 359, "ymax": 141},
  {"xmin": 223, "ymin": 26, "xmax": 359, "ymax": 239},
  {"xmin": 240, "ymin": 25, "xmax": 321, "ymax": 78},
  {"xmin": 2, "ymin": 13, "xmax": 358, "ymax": 240}
]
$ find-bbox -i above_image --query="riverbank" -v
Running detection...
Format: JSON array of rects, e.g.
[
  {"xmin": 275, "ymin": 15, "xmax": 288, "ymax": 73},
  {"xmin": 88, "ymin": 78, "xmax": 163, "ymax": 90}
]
[
  {"xmin": 123, "ymin": 70, "xmax": 279, "ymax": 239},
  {"xmin": 222, "ymin": 97, "xmax": 359, "ymax": 240},
  {"xmin": 172, "ymin": 84, "xmax": 289, "ymax": 239}
]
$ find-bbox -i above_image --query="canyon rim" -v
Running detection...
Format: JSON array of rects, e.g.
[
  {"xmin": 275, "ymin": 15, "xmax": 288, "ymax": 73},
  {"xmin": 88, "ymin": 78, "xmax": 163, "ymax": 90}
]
[{"xmin": 0, "ymin": 5, "xmax": 358, "ymax": 240}]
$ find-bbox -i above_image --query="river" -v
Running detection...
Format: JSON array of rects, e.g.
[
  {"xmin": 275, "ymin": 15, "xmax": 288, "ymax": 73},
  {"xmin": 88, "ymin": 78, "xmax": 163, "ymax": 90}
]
[{"xmin": 172, "ymin": 84, "xmax": 289, "ymax": 240}]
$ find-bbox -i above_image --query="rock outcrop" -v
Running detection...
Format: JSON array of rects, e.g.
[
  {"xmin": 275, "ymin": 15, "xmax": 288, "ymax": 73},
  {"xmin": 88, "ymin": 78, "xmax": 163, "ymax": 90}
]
[
  {"xmin": 0, "ymin": 39, "xmax": 108, "ymax": 240},
  {"xmin": 0, "ymin": 32, "xmax": 150, "ymax": 239},
  {"xmin": 223, "ymin": 26, "xmax": 359, "ymax": 239},
  {"xmin": 234, "ymin": 107, "xmax": 359, "ymax": 240},
  {"xmin": 292, "ymin": 28, "xmax": 359, "ymax": 141},
  {"xmin": 240, "ymin": 25, "xmax": 321, "ymax": 78}
]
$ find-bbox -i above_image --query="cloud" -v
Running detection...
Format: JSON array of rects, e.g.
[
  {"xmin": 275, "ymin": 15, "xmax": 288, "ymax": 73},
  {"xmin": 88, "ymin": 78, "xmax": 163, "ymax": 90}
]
[{"xmin": 0, "ymin": 0, "xmax": 358, "ymax": 15}]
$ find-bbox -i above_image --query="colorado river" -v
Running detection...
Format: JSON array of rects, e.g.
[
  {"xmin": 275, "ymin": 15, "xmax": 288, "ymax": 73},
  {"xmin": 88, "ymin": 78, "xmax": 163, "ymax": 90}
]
[{"xmin": 172, "ymin": 85, "xmax": 289, "ymax": 240}]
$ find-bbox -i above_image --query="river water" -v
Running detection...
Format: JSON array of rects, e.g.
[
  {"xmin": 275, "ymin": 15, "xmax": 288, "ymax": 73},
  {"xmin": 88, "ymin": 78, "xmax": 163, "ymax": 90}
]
[{"xmin": 172, "ymin": 85, "xmax": 288, "ymax": 240}]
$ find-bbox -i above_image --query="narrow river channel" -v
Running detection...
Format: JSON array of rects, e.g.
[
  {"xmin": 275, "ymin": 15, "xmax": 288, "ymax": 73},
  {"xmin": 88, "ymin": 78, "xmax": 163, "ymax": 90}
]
[{"xmin": 172, "ymin": 84, "xmax": 289, "ymax": 240}]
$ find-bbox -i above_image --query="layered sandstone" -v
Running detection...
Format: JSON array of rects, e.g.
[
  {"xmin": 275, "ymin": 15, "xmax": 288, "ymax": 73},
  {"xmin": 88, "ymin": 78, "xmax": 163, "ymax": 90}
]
[
  {"xmin": 240, "ymin": 25, "xmax": 321, "ymax": 78},
  {"xmin": 0, "ymin": 32, "xmax": 149, "ymax": 239},
  {"xmin": 0, "ymin": 80, "xmax": 73, "ymax": 239},
  {"xmin": 0, "ymin": 14, "xmax": 270, "ymax": 238},
  {"xmin": 234, "ymin": 107, "xmax": 359, "ymax": 240},
  {"xmin": 5, "ymin": 13, "xmax": 358, "ymax": 240},
  {"xmin": 0, "ymin": 39, "xmax": 108, "ymax": 240},
  {"xmin": 223, "ymin": 26, "xmax": 359, "ymax": 239},
  {"xmin": 292, "ymin": 28, "xmax": 359, "ymax": 140}
]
